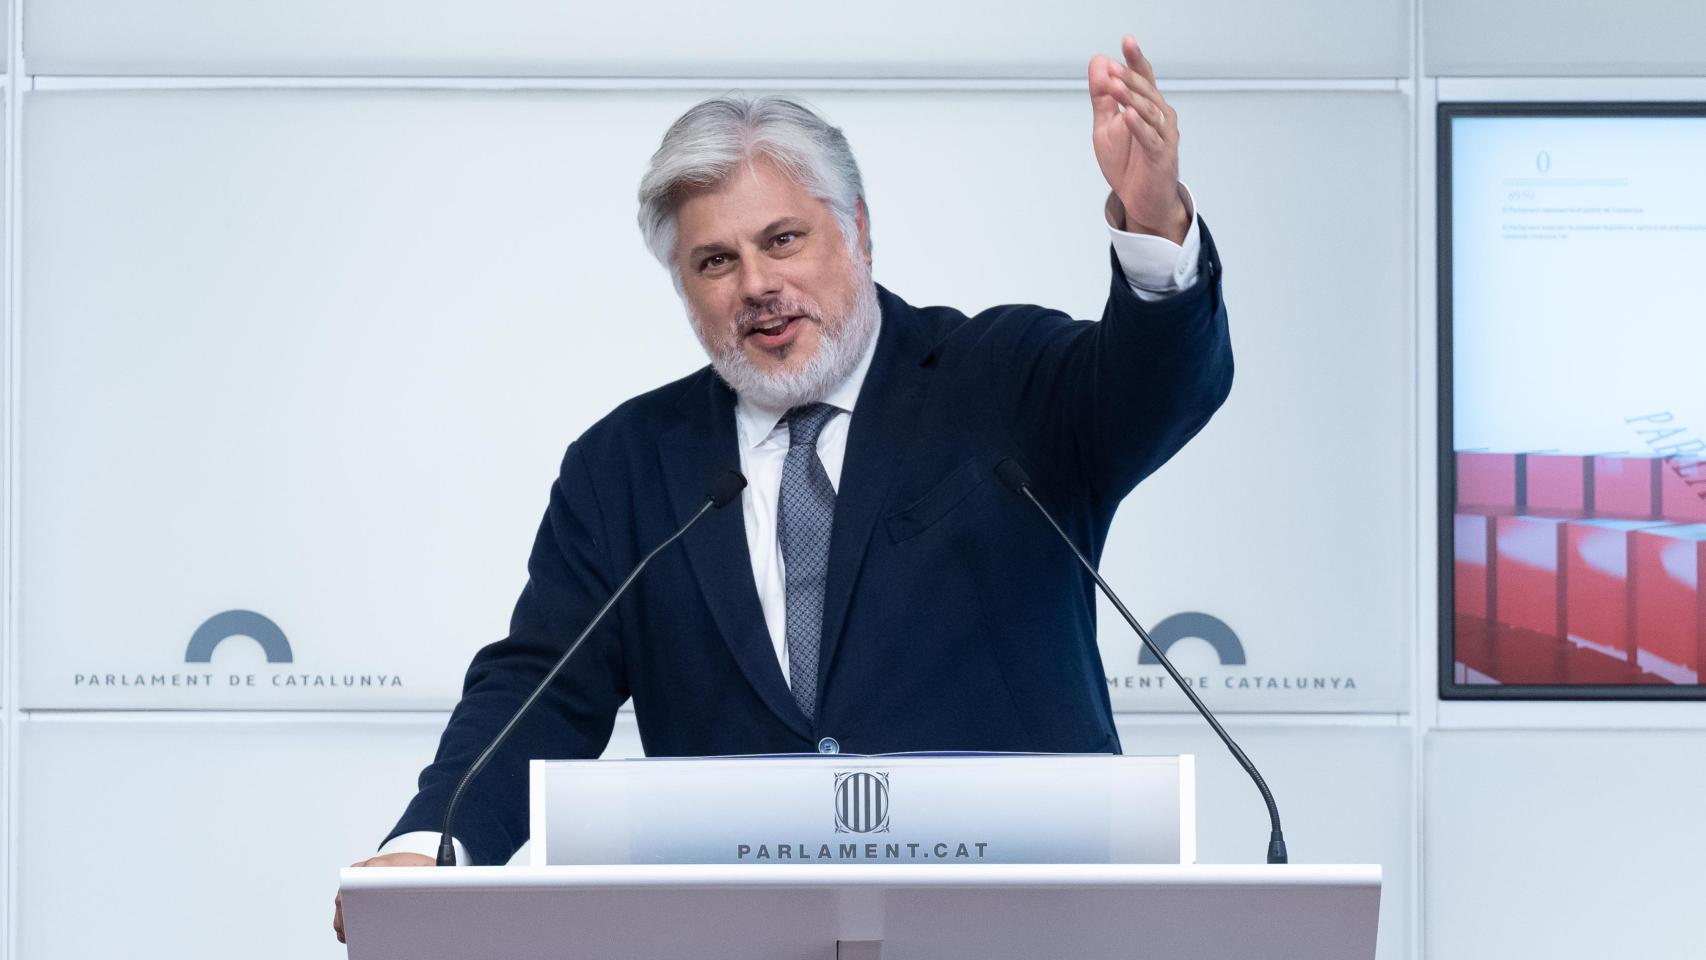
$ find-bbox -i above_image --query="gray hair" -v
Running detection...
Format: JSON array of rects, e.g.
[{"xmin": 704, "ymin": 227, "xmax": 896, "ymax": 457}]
[{"xmin": 637, "ymin": 95, "xmax": 870, "ymax": 276}]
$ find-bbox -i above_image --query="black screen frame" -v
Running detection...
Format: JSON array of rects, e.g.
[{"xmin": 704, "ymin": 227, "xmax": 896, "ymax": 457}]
[{"xmin": 1437, "ymin": 100, "xmax": 1706, "ymax": 700}]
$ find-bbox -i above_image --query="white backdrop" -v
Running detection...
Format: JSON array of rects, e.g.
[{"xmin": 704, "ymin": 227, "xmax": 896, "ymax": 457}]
[
  {"xmin": 18, "ymin": 88, "xmax": 1411, "ymax": 713},
  {"xmin": 3, "ymin": 1, "xmax": 1706, "ymax": 959}
]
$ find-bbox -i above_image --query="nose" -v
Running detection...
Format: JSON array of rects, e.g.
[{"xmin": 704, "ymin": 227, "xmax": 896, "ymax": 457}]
[{"xmin": 738, "ymin": 256, "xmax": 782, "ymax": 304}]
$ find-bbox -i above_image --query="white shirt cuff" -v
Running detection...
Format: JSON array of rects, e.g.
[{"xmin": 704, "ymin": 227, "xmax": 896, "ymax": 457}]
[
  {"xmin": 1106, "ymin": 182, "xmax": 1202, "ymax": 302},
  {"xmin": 378, "ymin": 830, "xmax": 466, "ymax": 865}
]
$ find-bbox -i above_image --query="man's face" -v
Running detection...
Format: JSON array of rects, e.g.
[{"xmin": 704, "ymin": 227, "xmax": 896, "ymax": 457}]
[{"xmin": 673, "ymin": 156, "xmax": 873, "ymax": 392}]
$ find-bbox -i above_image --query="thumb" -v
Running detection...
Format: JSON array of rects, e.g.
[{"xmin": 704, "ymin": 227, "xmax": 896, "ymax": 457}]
[{"xmin": 1087, "ymin": 55, "xmax": 1119, "ymax": 125}]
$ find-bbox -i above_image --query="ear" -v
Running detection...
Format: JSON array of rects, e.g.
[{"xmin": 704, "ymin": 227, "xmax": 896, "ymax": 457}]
[{"xmin": 855, "ymin": 197, "xmax": 873, "ymax": 267}]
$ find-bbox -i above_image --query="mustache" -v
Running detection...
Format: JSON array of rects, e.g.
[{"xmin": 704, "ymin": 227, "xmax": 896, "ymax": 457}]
[{"xmin": 736, "ymin": 298, "xmax": 820, "ymax": 335}]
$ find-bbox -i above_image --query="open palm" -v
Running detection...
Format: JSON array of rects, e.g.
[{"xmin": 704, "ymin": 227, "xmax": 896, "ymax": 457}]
[{"xmin": 1089, "ymin": 36, "xmax": 1188, "ymax": 243}]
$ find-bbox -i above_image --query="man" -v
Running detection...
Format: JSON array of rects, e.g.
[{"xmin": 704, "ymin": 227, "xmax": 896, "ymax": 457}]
[{"xmin": 334, "ymin": 34, "xmax": 1230, "ymax": 941}]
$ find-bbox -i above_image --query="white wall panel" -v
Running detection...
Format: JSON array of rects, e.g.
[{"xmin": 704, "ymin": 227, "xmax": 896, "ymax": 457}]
[
  {"xmin": 24, "ymin": 1, "xmax": 1407, "ymax": 80},
  {"xmin": 1426, "ymin": 730, "xmax": 1706, "ymax": 960},
  {"xmin": 601, "ymin": 710, "xmax": 644, "ymax": 759},
  {"xmin": 20, "ymin": 89, "xmax": 709, "ymax": 709},
  {"xmin": 1426, "ymin": 0, "xmax": 1706, "ymax": 77},
  {"xmin": 16, "ymin": 715, "xmax": 447, "ymax": 960},
  {"xmin": 1088, "ymin": 93, "xmax": 1413, "ymax": 712},
  {"xmin": 1119, "ymin": 718, "xmax": 1411, "ymax": 960},
  {"xmin": 19, "ymin": 89, "xmax": 1411, "ymax": 713},
  {"xmin": 19, "ymin": 88, "xmax": 1412, "ymax": 713}
]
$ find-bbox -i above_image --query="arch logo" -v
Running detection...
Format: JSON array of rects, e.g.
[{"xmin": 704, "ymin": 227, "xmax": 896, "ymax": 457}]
[
  {"xmin": 1109, "ymin": 611, "xmax": 1360, "ymax": 700},
  {"xmin": 68, "ymin": 608, "xmax": 408, "ymax": 701}
]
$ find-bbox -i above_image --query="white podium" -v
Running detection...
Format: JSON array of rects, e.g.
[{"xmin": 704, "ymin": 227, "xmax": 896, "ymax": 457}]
[
  {"xmin": 341, "ymin": 755, "xmax": 1381, "ymax": 958},
  {"xmin": 339, "ymin": 862, "xmax": 1381, "ymax": 959},
  {"xmin": 529, "ymin": 754, "xmax": 1197, "ymax": 866}
]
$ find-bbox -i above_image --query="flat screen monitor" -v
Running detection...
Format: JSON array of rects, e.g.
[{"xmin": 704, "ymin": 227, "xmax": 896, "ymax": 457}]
[{"xmin": 1439, "ymin": 102, "xmax": 1706, "ymax": 699}]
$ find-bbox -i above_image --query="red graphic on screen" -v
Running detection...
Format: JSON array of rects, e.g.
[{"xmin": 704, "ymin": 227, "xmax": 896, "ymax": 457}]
[{"xmin": 1454, "ymin": 451, "xmax": 1706, "ymax": 686}]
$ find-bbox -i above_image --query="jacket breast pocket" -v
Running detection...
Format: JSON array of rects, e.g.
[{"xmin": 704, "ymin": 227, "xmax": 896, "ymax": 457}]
[{"xmin": 884, "ymin": 457, "xmax": 988, "ymax": 544}]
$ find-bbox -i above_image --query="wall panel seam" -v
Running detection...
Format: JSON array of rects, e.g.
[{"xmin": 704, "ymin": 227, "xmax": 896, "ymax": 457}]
[
  {"xmin": 5, "ymin": 0, "xmax": 21, "ymax": 956},
  {"xmin": 1410, "ymin": 7, "xmax": 1430, "ymax": 960},
  {"xmin": 25, "ymin": 75, "xmax": 1406, "ymax": 94},
  {"xmin": 12, "ymin": 710, "xmax": 1415, "ymax": 729}
]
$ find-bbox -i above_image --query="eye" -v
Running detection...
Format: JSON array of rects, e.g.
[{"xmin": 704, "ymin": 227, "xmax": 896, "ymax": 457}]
[
  {"xmin": 770, "ymin": 232, "xmax": 801, "ymax": 249},
  {"xmin": 699, "ymin": 252, "xmax": 732, "ymax": 272}
]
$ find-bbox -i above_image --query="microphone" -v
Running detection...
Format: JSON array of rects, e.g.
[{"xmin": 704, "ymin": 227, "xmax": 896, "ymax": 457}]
[
  {"xmin": 436, "ymin": 469, "xmax": 748, "ymax": 866},
  {"xmin": 705, "ymin": 469, "xmax": 747, "ymax": 509},
  {"xmin": 993, "ymin": 458, "xmax": 1288, "ymax": 865}
]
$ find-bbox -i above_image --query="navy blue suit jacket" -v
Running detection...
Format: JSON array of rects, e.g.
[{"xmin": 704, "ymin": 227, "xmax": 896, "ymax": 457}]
[{"xmin": 389, "ymin": 228, "xmax": 1232, "ymax": 865}]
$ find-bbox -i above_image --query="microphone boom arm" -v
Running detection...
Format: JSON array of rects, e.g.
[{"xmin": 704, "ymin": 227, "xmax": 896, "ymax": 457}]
[
  {"xmin": 997, "ymin": 460, "xmax": 1287, "ymax": 865},
  {"xmin": 435, "ymin": 474, "xmax": 742, "ymax": 866}
]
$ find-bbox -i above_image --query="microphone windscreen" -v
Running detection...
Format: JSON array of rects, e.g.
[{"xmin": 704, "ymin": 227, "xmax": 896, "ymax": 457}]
[
  {"xmin": 707, "ymin": 470, "xmax": 749, "ymax": 508},
  {"xmin": 993, "ymin": 458, "xmax": 1032, "ymax": 494}
]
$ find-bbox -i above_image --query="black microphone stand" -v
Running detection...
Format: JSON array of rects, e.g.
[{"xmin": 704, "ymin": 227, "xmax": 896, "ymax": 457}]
[
  {"xmin": 995, "ymin": 459, "xmax": 1287, "ymax": 864},
  {"xmin": 435, "ymin": 472, "xmax": 747, "ymax": 866}
]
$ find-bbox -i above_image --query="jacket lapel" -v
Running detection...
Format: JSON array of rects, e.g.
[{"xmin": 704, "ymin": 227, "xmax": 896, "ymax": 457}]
[
  {"xmin": 659, "ymin": 372, "xmax": 812, "ymax": 740},
  {"xmin": 815, "ymin": 286, "xmax": 935, "ymax": 703}
]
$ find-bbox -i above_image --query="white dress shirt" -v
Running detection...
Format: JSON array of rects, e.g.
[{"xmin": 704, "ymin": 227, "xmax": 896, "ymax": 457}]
[{"xmin": 379, "ymin": 188, "xmax": 1203, "ymax": 863}]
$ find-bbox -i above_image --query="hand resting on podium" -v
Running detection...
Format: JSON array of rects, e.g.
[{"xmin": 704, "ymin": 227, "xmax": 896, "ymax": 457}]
[{"xmin": 333, "ymin": 852, "xmax": 435, "ymax": 944}]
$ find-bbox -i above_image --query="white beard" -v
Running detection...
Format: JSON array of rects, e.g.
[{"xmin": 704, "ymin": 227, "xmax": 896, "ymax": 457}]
[{"xmin": 690, "ymin": 261, "xmax": 881, "ymax": 411}]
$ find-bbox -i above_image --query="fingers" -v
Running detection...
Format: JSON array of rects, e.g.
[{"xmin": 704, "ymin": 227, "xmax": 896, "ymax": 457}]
[
  {"xmin": 1098, "ymin": 61, "xmax": 1175, "ymax": 154},
  {"xmin": 1123, "ymin": 34, "xmax": 1158, "ymax": 86},
  {"xmin": 1087, "ymin": 54, "xmax": 1121, "ymax": 125},
  {"xmin": 333, "ymin": 858, "xmax": 369, "ymax": 943},
  {"xmin": 332, "ymin": 859, "xmax": 373, "ymax": 941},
  {"xmin": 1112, "ymin": 80, "xmax": 1168, "ymax": 137},
  {"xmin": 1110, "ymin": 35, "xmax": 1173, "ymax": 135},
  {"xmin": 1115, "ymin": 66, "xmax": 1174, "ymax": 127}
]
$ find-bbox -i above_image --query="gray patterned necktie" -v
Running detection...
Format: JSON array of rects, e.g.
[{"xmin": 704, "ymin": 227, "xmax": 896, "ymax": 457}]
[{"xmin": 779, "ymin": 402, "xmax": 839, "ymax": 721}]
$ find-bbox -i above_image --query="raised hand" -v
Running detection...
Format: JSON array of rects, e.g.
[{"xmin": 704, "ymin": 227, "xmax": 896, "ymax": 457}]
[{"xmin": 1089, "ymin": 35, "xmax": 1189, "ymax": 243}]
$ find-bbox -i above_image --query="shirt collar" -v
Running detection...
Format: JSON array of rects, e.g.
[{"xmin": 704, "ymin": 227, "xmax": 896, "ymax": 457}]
[{"xmin": 734, "ymin": 311, "xmax": 882, "ymax": 450}]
